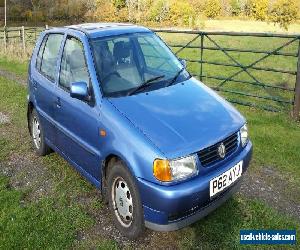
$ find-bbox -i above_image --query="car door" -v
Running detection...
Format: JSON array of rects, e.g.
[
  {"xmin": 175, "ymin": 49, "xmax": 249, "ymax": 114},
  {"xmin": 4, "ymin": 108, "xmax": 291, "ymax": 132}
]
[
  {"xmin": 32, "ymin": 33, "xmax": 64, "ymax": 144},
  {"xmin": 54, "ymin": 35, "xmax": 101, "ymax": 180}
]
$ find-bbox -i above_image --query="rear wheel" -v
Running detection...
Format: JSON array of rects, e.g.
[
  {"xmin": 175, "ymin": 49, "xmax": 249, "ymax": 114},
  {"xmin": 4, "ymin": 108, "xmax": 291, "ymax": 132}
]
[
  {"xmin": 30, "ymin": 109, "xmax": 51, "ymax": 156},
  {"xmin": 107, "ymin": 160, "xmax": 144, "ymax": 239}
]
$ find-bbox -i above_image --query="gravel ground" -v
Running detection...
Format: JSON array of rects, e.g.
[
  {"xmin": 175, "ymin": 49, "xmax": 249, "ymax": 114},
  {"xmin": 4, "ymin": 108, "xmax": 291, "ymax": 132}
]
[
  {"xmin": 0, "ymin": 112, "xmax": 10, "ymax": 124},
  {"xmin": 240, "ymin": 168, "xmax": 300, "ymax": 220}
]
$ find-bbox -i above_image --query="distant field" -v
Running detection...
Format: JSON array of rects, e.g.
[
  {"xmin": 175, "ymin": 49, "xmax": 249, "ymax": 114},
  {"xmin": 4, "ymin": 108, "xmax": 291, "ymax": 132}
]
[{"xmin": 199, "ymin": 19, "xmax": 300, "ymax": 34}]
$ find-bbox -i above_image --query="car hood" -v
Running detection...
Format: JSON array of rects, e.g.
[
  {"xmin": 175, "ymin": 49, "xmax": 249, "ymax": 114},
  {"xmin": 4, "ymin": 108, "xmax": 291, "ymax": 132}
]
[{"xmin": 109, "ymin": 78, "xmax": 245, "ymax": 158}]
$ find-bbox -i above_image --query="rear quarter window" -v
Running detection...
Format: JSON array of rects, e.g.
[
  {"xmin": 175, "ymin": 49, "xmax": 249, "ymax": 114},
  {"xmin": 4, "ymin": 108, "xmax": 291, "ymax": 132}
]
[{"xmin": 38, "ymin": 34, "xmax": 64, "ymax": 82}]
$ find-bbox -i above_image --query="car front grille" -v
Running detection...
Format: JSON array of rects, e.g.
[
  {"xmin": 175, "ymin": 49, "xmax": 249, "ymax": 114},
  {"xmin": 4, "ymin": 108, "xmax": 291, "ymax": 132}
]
[{"xmin": 198, "ymin": 132, "xmax": 238, "ymax": 167}]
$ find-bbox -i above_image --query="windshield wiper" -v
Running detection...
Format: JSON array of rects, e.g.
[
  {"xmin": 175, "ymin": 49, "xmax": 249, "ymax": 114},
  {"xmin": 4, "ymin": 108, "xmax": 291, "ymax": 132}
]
[
  {"xmin": 128, "ymin": 75, "xmax": 165, "ymax": 96},
  {"xmin": 166, "ymin": 67, "xmax": 185, "ymax": 87}
]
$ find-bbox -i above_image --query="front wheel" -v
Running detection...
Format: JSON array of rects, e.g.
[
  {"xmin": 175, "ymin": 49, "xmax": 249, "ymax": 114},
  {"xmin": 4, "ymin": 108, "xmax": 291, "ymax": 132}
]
[
  {"xmin": 107, "ymin": 161, "xmax": 145, "ymax": 239},
  {"xmin": 30, "ymin": 109, "xmax": 51, "ymax": 156}
]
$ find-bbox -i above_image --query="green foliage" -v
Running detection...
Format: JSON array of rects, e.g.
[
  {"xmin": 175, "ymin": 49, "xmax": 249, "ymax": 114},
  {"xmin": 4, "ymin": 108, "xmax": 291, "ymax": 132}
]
[
  {"xmin": 148, "ymin": 0, "xmax": 169, "ymax": 22},
  {"xmin": 230, "ymin": 0, "xmax": 241, "ymax": 16},
  {"xmin": 204, "ymin": 0, "xmax": 222, "ymax": 18},
  {"xmin": 248, "ymin": 0, "xmax": 269, "ymax": 21},
  {"xmin": 269, "ymin": 0, "xmax": 299, "ymax": 30},
  {"xmin": 168, "ymin": 1, "xmax": 195, "ymax": 26},
  {"xmin": 113, "ymin": 0, "xmax": 126, "ymax": 10}
]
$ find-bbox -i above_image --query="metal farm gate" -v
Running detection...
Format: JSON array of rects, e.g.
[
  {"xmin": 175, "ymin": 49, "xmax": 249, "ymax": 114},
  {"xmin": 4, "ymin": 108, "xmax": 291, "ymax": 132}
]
[{"xmin": 154, "ymin": 30, "xmax": 300, "ymax": 119}]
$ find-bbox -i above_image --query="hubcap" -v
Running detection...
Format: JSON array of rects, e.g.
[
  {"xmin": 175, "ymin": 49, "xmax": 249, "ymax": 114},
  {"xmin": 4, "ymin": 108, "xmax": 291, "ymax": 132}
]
[
  {"xmin": 32, "ymin": 116, "xmax": 41, "ymax": 149},
  {"xmin": 112, "ymin": 177, "xmax": 133, "ymax": 227}
]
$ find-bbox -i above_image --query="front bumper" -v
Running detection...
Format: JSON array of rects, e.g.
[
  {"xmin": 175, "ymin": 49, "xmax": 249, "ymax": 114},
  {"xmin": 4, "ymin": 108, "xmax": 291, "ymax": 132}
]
[{"xmin": 137, "ymin": 141, "xmax": 252, "ymax": 231}]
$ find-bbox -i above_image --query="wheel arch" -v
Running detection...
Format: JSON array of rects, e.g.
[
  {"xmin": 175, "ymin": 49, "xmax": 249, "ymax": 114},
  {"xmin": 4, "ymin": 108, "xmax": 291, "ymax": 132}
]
[{"xmin": 100, "ymin": 153, "xmax": 136, "ymax": 202}]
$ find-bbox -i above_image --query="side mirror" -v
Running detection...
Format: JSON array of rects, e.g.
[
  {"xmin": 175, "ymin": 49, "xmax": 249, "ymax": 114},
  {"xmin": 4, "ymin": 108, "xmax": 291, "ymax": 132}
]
[
  {"xmin": 180, "ymin": 59, "xmax": 187, "ymax": 68},
  {"xmin": 70, "ymin": 81, "xmax": 89, "ymax": 101}
]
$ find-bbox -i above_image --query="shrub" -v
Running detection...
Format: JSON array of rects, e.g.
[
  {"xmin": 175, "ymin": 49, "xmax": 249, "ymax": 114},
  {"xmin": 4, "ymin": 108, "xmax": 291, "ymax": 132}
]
[
  {"xmin": 204, "ymin": 0, "xmax": 222, "ymax": 18},
  {"xmin": 248, "ymin": 0, "xmax": 269, "ymax": 21},
  {"xmin": 269, "ymin": 0, "xmax": 299, "ymax": 30},
  {"xmin": 168, "ymin": 1, "xmax": 195, "ymax": 26}
]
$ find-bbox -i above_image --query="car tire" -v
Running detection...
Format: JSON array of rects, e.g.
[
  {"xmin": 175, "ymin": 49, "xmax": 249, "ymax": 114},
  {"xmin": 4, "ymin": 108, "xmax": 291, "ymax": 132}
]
[
  {"xmin": 107, "ymin": 160, "xmax": 145, "ymax": 239},
  {"xmin": 30, "ymin": 109, "xmax": 51, "ymax": 156}
]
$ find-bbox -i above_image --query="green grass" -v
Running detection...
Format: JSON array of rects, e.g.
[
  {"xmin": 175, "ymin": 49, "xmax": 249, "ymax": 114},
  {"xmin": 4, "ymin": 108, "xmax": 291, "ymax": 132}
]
[
  {"xmin": 0, "ymin": 56, "xmax": 28, "ymax": 77},
  {"xmin": 179, "ymin": 196, "xmax": 300, "ymax": 249},
  {"xmin": 0, "ymin": 45, "xmax": 299, "ymax": 248},
  {"xmin": 241, "ymin": 107, "xmax": 300, "ymax": 181},
  {"xmin": 0, "ymin": 175, "xmax": 93, "ymax": 249}
]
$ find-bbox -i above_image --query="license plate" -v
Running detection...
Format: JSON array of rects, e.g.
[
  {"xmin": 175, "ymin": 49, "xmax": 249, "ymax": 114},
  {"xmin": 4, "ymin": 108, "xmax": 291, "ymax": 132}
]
[{"xmin": 209, "ymin": 161, "xmax": 243, "ymax": 197}]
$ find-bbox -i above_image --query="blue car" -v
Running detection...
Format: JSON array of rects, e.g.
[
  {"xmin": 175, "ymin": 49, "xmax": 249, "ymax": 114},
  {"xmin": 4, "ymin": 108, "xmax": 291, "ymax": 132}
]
[{"xmin": 27, "ymin": 23, "xmax": 252, "ymax": 239}]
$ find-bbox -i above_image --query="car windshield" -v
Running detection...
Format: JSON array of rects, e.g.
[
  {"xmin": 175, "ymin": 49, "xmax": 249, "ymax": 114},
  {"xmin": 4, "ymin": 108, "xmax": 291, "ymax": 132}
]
[{"xmin": 91, "ymin": 32, "xmax": 190, "ymax": 97}]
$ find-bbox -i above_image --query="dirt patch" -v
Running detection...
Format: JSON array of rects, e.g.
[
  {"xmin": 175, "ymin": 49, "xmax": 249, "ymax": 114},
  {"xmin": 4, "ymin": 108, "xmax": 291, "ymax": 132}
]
[
  {"xmin": 0, "ymin": 68, "xmax": 27, "ymax": 86},
  {"xmin": 0, "ymin": 151, "xmax": 55, "ymax": 201},
  {"xmin": 77, "ymin": 204, "xmax": 180, "ymax": 249},
  {"xmin": 240, "ymin": 167, "xmax": 300, "ymax": 220}
]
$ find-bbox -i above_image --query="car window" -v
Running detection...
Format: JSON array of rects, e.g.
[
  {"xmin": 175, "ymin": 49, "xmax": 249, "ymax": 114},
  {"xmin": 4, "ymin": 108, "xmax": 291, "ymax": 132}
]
[
  {"xmin": 91, "ymin": 33, "xmax": 184, "ymax": 97},
  {"xmin": 138, "ymin": 36, "xmax": 176, "ymax": 72},
  {"xmin": 59, "ymin": 37, "xmax": 90, "ymax": 91},
  {"xmin": 36, "ymin": 35, "xmax": 48, "ymax": 71},
  {"xmin": 40, "ymin": 34, "xmax": 64, "ymax": 82}
]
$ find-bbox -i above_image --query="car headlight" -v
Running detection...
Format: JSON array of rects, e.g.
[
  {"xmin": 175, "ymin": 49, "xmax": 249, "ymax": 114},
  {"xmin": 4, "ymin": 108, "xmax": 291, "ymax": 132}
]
[
  {"xmin": 153, "ymin": 155, "xmax": 197, "ymax": 182},
  {"xmin": 240, "ymin": 124, "xmax": 248, "ymax": 147}
]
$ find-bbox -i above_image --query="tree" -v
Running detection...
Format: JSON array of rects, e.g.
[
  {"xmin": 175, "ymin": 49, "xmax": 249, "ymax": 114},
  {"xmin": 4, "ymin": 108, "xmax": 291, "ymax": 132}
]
[
  {"xmin": 168, "ymin": 0, "xmax": 195, "ymax": 26},
  {"xmin": 269, "ymin": 0, "xmax": 299, "ymax": 30},
  {"xmin": 113, "ymin": 0, "xmax": 126, "ymax": 10},
  {"xmin": 204, "ymin": 0, "xmax": 222, "ymax": 18},
  {"xmin": 248, "ymin": 0, "xmax": 268, "ymax": 21}
]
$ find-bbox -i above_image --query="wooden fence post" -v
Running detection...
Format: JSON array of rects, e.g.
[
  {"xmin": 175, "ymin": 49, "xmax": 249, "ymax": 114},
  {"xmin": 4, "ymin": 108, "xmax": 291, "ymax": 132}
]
[
  {"xmin": 3, "ymin": 27, "xmax": 7, "ymax": 52},
  {"xmin": 293, "ymin": 39, "xmax": 300, "ymax": 120},
  {"xmin": 200, "ymin": 33, "xmax": 204, "ymax": 81},
  {"xmin": 19, "ymin": 28, "xmax": 22, "ymax": 42},
  {"xmin": 21, "ymin": 26, "xmax": 25, "ymax": 54}
]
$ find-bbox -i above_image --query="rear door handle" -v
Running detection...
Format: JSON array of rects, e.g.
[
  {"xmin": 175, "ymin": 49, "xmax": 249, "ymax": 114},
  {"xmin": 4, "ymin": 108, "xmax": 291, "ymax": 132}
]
[
  {"xmin": 32, "ymin": 80, "xmax": 37, "ymax": 90},
  {"xmin": 55, "ymin": 97, "xmax": 61, "ymax": 108}
]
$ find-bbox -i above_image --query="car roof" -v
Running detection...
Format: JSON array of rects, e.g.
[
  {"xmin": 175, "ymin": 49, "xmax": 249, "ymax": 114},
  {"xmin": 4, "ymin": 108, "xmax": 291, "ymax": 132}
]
[{"xmin": 49, "ymin": 23, "xmax": 152, "ymax": 39}]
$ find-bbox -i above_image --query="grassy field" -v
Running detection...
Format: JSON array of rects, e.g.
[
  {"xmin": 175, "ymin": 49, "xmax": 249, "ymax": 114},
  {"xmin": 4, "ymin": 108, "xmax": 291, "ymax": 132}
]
[
  {"xmin": 199, "ymin": 19, "xmax": 300, "ymax": 34},
  {"xmin": 0, "ymin": 30, "xmax": 300, "ymax": 248}
]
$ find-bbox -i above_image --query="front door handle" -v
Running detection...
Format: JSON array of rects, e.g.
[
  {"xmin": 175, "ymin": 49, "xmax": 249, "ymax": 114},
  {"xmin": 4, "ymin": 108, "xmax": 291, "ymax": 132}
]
[{"xmin": 56, "ymin": 97, "xmax": 61, "ymax": 108}]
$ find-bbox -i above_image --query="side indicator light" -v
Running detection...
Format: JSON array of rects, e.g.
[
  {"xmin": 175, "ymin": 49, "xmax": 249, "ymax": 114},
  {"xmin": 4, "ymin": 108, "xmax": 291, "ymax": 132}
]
[{"xmin": 100, "ymin": 129, "xmax": 106, "ymax": 137}]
